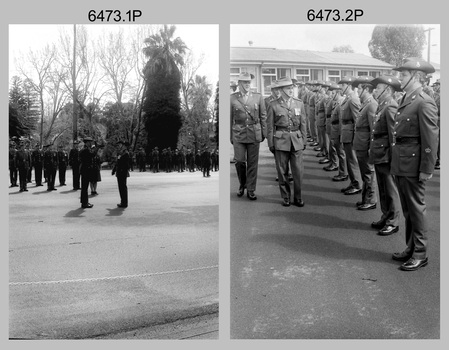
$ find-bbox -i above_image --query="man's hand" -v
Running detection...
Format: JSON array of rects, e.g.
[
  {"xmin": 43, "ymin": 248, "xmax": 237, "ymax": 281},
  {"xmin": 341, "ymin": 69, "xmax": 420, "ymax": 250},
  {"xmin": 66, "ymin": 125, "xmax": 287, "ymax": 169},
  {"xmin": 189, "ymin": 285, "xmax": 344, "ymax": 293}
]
[
  {"xmin": 269, "ymin": 146, "xmax": 275, "ymax": 154},
  {"xmin": 419, "ymin": 172, "xmax": 433, "ymax": 182}
]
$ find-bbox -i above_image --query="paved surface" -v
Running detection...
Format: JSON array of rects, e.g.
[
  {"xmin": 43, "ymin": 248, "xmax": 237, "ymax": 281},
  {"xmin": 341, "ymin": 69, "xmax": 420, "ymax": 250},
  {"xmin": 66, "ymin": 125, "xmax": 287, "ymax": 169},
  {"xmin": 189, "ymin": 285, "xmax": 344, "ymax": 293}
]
[
  {"xmin": 9, "ymin": 168, "xmax": 219, "ymax": 339},
  {"xmin": 230, "ymin": 141, "xmax": 440, "ymax": 339}
]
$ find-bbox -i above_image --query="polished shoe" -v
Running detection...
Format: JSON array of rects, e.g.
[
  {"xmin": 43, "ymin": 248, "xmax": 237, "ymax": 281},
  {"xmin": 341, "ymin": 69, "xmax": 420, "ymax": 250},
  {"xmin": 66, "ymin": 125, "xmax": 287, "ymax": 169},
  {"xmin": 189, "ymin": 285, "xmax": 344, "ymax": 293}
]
[
  {"xmin": 237, "ymin": 187, "xmax": 245, "ymax": 197},
  {"xmin": 356, "ymin": 201, "xmax": 364, "ymax": 207},
  {"xmin": 400, "ymin": 257, "xmax": 428, "ymax": 271},
  {"xmin": 319, "ymin": 158, "xmax": 330, "ymax": 164},
  {"xmin": 117, "ymin": 203, "xmax": 128, "ymax": 208},
  {"xmin": 81, "ymin": 203, "xmax": 94, "ymax": 208},
  {"xmin": 340, "ymin": 185, "xmax": 353, "ymax": 193},
  {"xmin": 333, "ymin": 175, "xmax": 348, "ymax": 182},
  {"xmin": 316, "ymin": 151, "xmax": 326, "ymax": 157},
  {"xmin": 357, "ymin": 203, "xmax": 376, "ymax": 210},
  {"xmin": 247, "ymin": 191, "xmax": 257, "ymax": 200},
  {"xmin": 323, "ymin": 165, "xmax": 338, "ymax": 171},
  {"xmin": 313, "ymin": 146, "xmax": 322, "ymax": 151},
  {"xmin": 371, "ymin": 220, "xmax": 386, "ymax": 229},
  {"xmin": 293, "ymin": 199, "xmax": 305, "ymax": 207},
  {"xmin": 392, "ymin": 251, "xmax": 412, "ymax": 262},
  {"xmin": 378, "ymin": 225, "xmax": 399, "ymax": 236},
  {"xmin": 344, "ymin": 187, "xmax": 362, "ymax": 195},
  {"xmin": 282, "ymin": 198, "xmax": 291, "ymax": 207},
  {"xmin": 311, "ymin": 142, "xmax": 319, "ymax": 147}
]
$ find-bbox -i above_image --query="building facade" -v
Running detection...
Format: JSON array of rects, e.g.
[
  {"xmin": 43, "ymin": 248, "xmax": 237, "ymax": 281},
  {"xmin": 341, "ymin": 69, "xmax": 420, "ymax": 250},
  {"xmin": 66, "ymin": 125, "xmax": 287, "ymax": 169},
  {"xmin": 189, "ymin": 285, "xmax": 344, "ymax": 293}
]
[{"xmin": 231, "ymin": 47, "xmax": 395, "ymax": 96}]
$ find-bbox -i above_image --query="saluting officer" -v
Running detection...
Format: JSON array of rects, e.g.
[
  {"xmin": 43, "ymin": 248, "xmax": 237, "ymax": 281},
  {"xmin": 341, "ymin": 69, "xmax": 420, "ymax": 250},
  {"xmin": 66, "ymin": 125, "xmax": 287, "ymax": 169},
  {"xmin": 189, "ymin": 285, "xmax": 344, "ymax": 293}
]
[
  {"xmin": 352, "ymin": 76, "xmax": 378, "ymax": 210},
  {"xmin": 390, "ymin": 58, "xmax": 439, "ymax": 271},
  {"xmin": 338, "ymin": 76, "xmax": 362, "ymax": 195},
  {"xmin": 230, "ymin": 72, "xmax": 267, "ymax": 200},
  {"xmin": 369, "ymin": 74, "xmax": 402, "ymax": 236},
  {"xmin": 267, "ymin": 77, "xmax": 307, "ymax": 207}
]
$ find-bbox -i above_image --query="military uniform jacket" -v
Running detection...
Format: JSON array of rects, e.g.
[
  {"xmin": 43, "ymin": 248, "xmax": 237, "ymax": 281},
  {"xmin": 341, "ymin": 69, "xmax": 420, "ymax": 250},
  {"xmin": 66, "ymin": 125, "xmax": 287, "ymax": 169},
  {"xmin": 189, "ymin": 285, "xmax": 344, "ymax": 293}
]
[
  {"xmin": 78, "ymin": 147, "xmax": 94, "ymax": 175},
  {"xmin": 330, "ymin": 97, "xmax": 344, "ymax": 140},
  {"xmin": 58, "ymin": 150, "xmax": 69, "ymax": 167},
  {"xmin": 316, "ymin": 95, "xmax": 328, "ymax": 127},
  {"xmin": 308, "ymin": 93, "xmax": 317, "ymax": 119},
  {"xmin": 9, "ymin": 148, "xmax": 17, "ymax": 169},
  {"xmin": 69, "ymin": 148, "xmax": 80, "ymax": 167},
  {"xmin": 353, "ymin": 96, "xmax": 378, "ymax": 151},
  {"xmin": 267, "ymin": 96, "xmax": 307, "ymax": 152},
  {"xmin": 44, "ymin": 149, "xmax": 58, "ymax": 169},
  {"xmin": 231, "ymin": 91, "xmax": 267, "ymax": 143},
  {"xmin": 391, "ymin": 86, "xmax": 439, "ymax": 176},
  {"xmin": 264, "ymin": 95, "xmax": 277, "ymax": 110},
  {"xmin": 32, "ymin": 149, "xmax": 44, "ymax": 167},
  {"xmin": 434, "ymin": 92, "xmax": 440, "ymax": 117},
  {"xmin": 15, "ymin": 150, "xmax": 30, "ymax": 169},
  {"xmin": 339, "ymin": 91, "xmax": 361, "ymax": 143},
  {"xmin": 369, "ymin": 95, "xmax": 397, "ymax": 165},
  {"xmin": 113, "ymin": 150, "xmax": 130, "ymax": 178}
]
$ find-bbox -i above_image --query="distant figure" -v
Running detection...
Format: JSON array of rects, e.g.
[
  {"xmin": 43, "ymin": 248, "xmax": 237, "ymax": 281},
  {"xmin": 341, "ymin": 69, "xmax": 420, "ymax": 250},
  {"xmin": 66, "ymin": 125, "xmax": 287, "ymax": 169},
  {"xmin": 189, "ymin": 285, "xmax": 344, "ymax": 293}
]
[{"xmin": 112, "ymin": 140, "xmax": 130, "ymax": 208}]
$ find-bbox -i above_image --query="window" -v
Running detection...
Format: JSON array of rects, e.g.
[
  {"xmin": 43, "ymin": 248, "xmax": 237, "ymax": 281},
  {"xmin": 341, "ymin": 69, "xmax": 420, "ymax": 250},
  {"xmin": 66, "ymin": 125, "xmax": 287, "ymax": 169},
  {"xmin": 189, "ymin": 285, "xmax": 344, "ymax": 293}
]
[
  {"xmin": 230, "ymin": 67, "xmax": 240, "ymax": 74},
  {"xmin": 328, "ymin": 69, "xmax": 340, "ymax": 82},
  {"xmin": 261, "ymin": 67, "xmax": 276, "ymax": 95},
  {"xmin": 341, "ymin": 70, "xmax": 353, "ymax": 77},
  {"xmin": 311, "ymin": 69, "xmax": 323, "ymax": 81},
  {"xmin": 230, "ymin": 67, "xmax": 241, "ymax": 85},
  {"xmin": 357, "ymin": 71, "xmax": 368, "ymax": 76},
  {"xmin": 277, "ymin": 68, "xmax": 291, "ymax": 79},
  {"xmin": 369, "ymin": 71, "xmax": 380, "ymax": 78},
  {"xmin": 296, "ymin": 69, "xmax": 310, "ymax": 82}
]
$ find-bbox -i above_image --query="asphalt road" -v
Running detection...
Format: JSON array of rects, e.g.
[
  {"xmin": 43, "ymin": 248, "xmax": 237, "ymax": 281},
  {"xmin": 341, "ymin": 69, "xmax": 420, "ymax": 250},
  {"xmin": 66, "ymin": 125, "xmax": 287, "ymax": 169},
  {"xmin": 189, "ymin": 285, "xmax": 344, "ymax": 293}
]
[
  {"xmin": 9, "ymin": 168, "xmax": 219, "ymax": 339},
  {"xmin": 230, "ymin": 141, "xmax": 440, "ymax": 339}
]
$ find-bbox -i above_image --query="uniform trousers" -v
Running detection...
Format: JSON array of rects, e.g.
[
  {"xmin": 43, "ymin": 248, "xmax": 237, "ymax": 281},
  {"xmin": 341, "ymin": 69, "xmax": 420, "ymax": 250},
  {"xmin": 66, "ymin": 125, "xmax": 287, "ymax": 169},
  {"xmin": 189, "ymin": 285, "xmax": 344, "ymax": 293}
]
[
  {"xmin": 34, "ymin": 165, "xmax": 43, "ymax": 185},
  {"xmin": 46, "ymin": 166, "xmax": 57, "ymax": 190},
  {"xmin": 274, "ymin": 146, "xmax": 304, "ymax": 201},
  {"xmin": 233, "ymin": 141, "xmax": 260, "ymax": 192},
  {"xmin": 72, "ymin": 165, "xmax": 80, "ymax": 190},
  {"xmin": 304, "ymin": 104, "xmax": 311, "ymax": 136},
  {"xmin": 327, "ymin": 135, "xmax": 338, "ymax": 167},
  {"xmin": 331, "ymin": 139, "xmax": 347, "ymax": 176},
  {"xmin": 356, "ymin": 150, "xmax": 377, "ymax": 205},
  {"xmin": 18, "ymin": 167, "xmax": 29, "ymax": 190},
  {"xmin": 80, "ymin": 172, "xmax": 91, "ymax": 205},
  {"xmin": 308, "ymin": 107, "xmax": 317, "ymax": 140},
  {"xmin": 374, "ymin": 163, "xmax": 400, "ymax": 227},
  {"xmin": 318, "ymin": 125, "xmax": 329, "ymax": 155},
  {"xmin": 343, "ymin": 142, "xmax": 361, "ymax": 188},
  {"xmin": 10, "ymin": 168, "xmax": 18, "ymax": 186},
  {"xmin": 59, "ymin": 165, "xmax": 67, "ymax": 185},
  {"xmin": 117, "ymin": 175, "xmax": 128, "ymax": 206},
  {"xmin": 395, "ymin": 176, "xmax": 428, "ymax": 259}
]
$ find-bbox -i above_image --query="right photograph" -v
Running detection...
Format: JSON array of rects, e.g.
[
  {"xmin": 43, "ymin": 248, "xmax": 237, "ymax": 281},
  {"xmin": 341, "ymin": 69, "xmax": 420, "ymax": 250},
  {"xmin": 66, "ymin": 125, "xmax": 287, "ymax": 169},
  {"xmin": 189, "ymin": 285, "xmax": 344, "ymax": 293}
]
[{"xmin": 229, "ymin": 24, "xmax": 440, "ymax": 339}]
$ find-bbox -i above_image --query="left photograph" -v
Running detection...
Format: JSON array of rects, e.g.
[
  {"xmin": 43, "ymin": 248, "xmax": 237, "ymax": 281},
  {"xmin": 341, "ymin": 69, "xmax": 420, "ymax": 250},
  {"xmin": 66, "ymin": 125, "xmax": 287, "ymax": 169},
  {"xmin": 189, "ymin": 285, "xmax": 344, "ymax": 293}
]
[{"xmin": 9, "ymin": 24, "xmax": 219, "ymax": 339}]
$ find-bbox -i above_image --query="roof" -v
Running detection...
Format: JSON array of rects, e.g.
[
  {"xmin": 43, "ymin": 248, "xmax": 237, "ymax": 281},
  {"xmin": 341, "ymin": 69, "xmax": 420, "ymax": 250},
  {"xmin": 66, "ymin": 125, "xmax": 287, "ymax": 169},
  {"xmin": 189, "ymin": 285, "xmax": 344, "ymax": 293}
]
[{"xmin": 231, "ymin": 47, "xmax": 393, "ymax": 69}]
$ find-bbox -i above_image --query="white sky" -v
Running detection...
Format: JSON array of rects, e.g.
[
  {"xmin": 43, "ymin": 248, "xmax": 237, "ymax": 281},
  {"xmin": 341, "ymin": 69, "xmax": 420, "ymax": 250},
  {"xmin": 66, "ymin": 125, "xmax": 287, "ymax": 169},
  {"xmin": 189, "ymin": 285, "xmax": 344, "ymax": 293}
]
[
  {"xmin": 230, "ymin": 24, "xmax": 440, "ymax": 65},
  {"xmin": 9, "ymin": 24, "xmax": 219, "ymax": 86}
]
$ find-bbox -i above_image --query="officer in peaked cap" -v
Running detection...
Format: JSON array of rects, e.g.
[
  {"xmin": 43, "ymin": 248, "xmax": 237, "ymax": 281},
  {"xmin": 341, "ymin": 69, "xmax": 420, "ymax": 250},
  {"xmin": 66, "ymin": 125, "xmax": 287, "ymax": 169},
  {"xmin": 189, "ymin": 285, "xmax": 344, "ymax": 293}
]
[
  {"xmin": 337, "ymin": 76, "xmax": 362, "ymax": 195},
  {"xmin": 388, "ymin": 58, "xmax": 439, "ymax": 271},
  {"xmin": 112, "ymin": 140, "xmax": 131, "ymax": 208},
  {"xmin": 69, "ymin": 139, "xmax": 81, "ymax": 190},
  {"xmin": 368, "ymin": 74, "xmax": 402, "ymax": 236},
  {"xmin": 267, "ymin": 77, "xmax": 307, "ymax": 207},
  {"xmin": 352, "ymin": 76, "xmax": 378, "ymax": 211},
  {"xmin": 231, "ymin": 71, "xmax": 267, "ymax": 200},
  {"xmin": 79, "ymin": 137, "xmax": 95, "ymax": 208}
]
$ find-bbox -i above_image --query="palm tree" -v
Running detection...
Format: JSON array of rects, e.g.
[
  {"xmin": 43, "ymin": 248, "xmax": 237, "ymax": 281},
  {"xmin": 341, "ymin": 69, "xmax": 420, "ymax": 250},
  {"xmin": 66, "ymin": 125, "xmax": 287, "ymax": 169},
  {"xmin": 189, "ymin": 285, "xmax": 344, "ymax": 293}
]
[{"xmin": 142, "ymin": 25, "xmax": 187, "ymax": 76}]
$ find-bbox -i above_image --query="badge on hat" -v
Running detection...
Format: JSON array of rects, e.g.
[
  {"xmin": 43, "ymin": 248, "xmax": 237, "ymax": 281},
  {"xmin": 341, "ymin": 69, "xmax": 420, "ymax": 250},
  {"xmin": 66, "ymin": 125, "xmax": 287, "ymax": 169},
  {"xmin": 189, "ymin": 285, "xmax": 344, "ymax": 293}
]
[{"xmin": 425, "ymin": 148, "xmax": 431, "ymax": 153}]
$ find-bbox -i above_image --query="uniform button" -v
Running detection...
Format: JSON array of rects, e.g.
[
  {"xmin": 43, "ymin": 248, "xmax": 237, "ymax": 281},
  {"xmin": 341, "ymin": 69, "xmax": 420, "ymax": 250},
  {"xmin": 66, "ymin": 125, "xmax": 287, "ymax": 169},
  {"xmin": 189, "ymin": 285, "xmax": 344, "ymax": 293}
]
[
  {"xmin": 381, "ymin": 144, "xmax": 384, "ymax": 147},
  {"xmin": 397, "ymin": 112, "xmax": 400, "ymax": 115},
  {"xmin": 396, "ymin": 122, "xmax": 398, "ymax": 125},
  {"xmin": 412, "ymin": 153, "xmax": 415, "ymax": 156},
  {"xmin": 407, "ymin": 118, "xmax": 410, "ymax": 121},
  {"xmin": 393, "ymin": 131, "xmax": 396, "ymax": 134},
  {"xmin": 392, "ymin": 143, "xmax": 395, "ymax": 146}
]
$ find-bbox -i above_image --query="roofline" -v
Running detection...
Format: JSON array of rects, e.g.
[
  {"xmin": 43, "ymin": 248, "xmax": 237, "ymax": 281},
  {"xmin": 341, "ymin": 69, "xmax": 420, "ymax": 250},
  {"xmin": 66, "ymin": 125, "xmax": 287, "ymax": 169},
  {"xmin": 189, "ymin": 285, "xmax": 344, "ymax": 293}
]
[{"xmin": 231, "ymin": 60, "xmax": 393, "ymax": 69}]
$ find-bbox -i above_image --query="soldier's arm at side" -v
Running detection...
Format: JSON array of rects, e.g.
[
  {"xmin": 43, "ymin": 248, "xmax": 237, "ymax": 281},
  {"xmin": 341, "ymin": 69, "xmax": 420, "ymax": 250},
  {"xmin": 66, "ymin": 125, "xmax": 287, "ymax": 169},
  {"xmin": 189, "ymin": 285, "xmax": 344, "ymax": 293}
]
[
  {"xmin": 300, "ymin": 101, "xmax": 307, "ymax": 149},
  {"xmin": 418, "ymin": 97, "xmax": 439, "ymax": 176},
  {"xmin": 259, "ymin": 94, "xmax": 267, "ymax": 140},
  {"xmin": 266, "ymin": 103, "xmax": 275, "ymax": 152}
]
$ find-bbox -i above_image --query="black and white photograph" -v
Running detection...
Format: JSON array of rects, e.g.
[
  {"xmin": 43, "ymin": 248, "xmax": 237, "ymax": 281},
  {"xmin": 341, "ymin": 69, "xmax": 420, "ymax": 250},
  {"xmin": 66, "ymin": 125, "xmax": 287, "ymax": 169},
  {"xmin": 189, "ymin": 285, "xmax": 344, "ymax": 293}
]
[
  {"xmin": 8, "ymin": 23, "xmax": 219, "ymax": 339},
  {"xmin": 230, "ymin": 24, "xmax": 440, "ymax": 339}
]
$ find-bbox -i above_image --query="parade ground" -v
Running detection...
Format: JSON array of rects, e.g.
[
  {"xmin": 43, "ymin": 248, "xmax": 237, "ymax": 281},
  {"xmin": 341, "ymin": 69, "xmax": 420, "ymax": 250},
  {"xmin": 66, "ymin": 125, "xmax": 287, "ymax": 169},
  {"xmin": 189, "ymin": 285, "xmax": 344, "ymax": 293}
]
[
  {"xmin": 9, "ymin": 168, "xmax": 219, "ymax": 339},
  {"xmin": 230, "ymin": 141, "xmax": 440, "ymax": 339}
]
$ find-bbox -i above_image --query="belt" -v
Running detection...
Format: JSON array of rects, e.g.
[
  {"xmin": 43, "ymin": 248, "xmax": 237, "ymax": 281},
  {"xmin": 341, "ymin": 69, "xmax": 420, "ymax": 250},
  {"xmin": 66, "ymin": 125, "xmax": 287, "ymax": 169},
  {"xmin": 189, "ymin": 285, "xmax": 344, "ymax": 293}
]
[
  {"xmin": 276, "ymin": 126, "xmax": 300, "ymax": 132},
  {"xmin": 341, "ymin": 120, "xmax": 354, "ymax": 125},
  {"xmin": 355, "ymin": 126, "xmax": 370, "ymax": 132},
  {"xmin": 234, "ymin": 121, "xmax": 256, "ymax": 126},
  {"xmin": 395, "ymin": 137, "xmax": 420, "ymax": 144},
  {"xmin": 331, "ymin": 120, "xmax": 340, "ymax": 125},
  {"xmin": 373, "ymin": 133, "xmax": 388, "ymax": 139},
  {"xmin": 326, "ymin": 115, "xmax": 332, "ymax": 119}
]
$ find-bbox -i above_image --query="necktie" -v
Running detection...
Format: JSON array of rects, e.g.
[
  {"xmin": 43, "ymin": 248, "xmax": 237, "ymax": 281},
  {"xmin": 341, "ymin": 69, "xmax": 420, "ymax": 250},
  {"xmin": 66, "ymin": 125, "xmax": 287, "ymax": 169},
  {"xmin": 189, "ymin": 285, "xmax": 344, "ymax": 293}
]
[{"xmin": 243, "ymin": 94, "xmax": 248, "ymax": 104}]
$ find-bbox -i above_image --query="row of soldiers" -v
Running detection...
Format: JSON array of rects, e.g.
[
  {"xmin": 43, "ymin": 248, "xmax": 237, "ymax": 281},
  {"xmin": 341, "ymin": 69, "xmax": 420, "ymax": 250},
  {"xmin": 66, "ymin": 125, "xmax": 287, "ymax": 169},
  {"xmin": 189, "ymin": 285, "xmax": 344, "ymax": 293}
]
[
  {"xmin": 231, "ymin": 57, "xmax": 440, "ymax": 271},
  {"xmin": 136, "ymin": 146, "xmax": 219, "ymax": 174},
  {"xmin": 9, "ymin": 139, "xmax": 69, "ymax": 192}
]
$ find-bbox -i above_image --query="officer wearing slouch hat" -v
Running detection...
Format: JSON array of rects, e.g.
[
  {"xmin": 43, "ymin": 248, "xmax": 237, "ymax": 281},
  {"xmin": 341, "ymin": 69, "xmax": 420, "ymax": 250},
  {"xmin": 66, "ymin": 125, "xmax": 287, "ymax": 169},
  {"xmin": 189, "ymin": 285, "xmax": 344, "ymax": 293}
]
[
  {"xmin": 352, "ymin": 76, "xmax": 378, "ymax": 210},
  {"xmin": 369, "ymin": 74, "xmax": 402, "ymax": 236},
  {"xmin": 390, "ymin": 57, "xmax": 439, "ymax": 271},
  {"xmin": 230, "ymin": 72, "xmax": 267, "ymax": 200},
  {"xmin": 267, "ymin": 77, "xmax": 307, "ymax": 207},
  {"xmin": 338, "ymin": 76, "xmax": 362, "ymax": 195}
]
